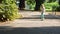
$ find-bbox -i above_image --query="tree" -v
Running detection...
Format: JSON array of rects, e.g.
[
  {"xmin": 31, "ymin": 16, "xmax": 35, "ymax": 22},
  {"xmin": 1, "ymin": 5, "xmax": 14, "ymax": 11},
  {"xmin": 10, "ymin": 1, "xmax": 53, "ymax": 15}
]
[
  {"xmin": 47, "ymin": 0, "xmax": 56, "ymax": 3},
  {"xmin": 0, "ymin": 0, "xmax": 2, "ymax": 3},
  {"xmin": 55, "ymin": 0, "xmax": 60, "ymax": 11},
  {"xmin": 58, "ymin": 0, "xmax": 60, "ymax": 5},
  {"xmin": 34, "ymin": 0, "xmax": 45, "ymax": 11},
  {"xmin": 19, "ymin": 0, "xmax": 25, "ymax": 10}
]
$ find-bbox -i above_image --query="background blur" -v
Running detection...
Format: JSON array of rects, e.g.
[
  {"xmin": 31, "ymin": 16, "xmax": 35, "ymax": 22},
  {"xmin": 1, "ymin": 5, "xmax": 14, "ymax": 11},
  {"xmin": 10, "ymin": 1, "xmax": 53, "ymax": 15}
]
[{"xmin": 16, "ymin": 0, "xmax": 60, "ymax": 11}]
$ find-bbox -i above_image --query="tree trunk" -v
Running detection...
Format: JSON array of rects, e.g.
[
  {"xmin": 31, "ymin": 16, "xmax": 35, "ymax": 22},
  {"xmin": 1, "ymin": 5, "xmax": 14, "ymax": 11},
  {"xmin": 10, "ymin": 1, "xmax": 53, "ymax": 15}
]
[
  {"xmin": 48, "ymin": 0, "xmax": 56, "ymax": 3},
  {"xmin": 48, "ymin": 0, "xmax": 53, "ymax": 3},
  {"xmin": 19, "ymin": 0, "xmax": 25, "ymax": 10},
  {"xmin": 34, "ymin": 0, "xmax": 41, "ymax": 11},
  {"xmin": 34, "ymin": 0, "xmax": 45, "ymax": 11},
  {"xmin": 59, "ymin": 0, "xmax": 60, "ymax": 5},
  {"xmin": 0, "ymin": 0, "xmax": 2, "ymax": 3}
]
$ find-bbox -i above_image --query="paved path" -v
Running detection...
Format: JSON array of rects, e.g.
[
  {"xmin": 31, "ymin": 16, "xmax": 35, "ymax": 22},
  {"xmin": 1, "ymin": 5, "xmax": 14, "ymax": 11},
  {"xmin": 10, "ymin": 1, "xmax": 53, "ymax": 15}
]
[{"xmin": 0, "ymin": 11, "xmax": 60, "ymax": 34}]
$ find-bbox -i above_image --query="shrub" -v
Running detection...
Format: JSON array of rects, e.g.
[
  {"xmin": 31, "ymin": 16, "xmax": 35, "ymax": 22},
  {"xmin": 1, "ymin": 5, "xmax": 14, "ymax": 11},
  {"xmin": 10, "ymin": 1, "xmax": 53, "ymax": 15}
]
[{"xmin": 0, "ymin": 0, "xmax": 22, "ymax": 21}]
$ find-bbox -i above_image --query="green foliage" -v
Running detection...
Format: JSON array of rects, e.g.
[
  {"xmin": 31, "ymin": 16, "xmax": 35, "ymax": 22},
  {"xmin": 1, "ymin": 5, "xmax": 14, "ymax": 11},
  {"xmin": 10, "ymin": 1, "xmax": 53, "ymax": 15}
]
[
  {"xmin": 26, "ymin": 0, "xmax": 35, "ymax": 5},
  {"xmin": 26, "ymin": 0, "xmax": 35, "ymax": 10},
  {"xmin": 26, "ymin": 0, "xmax": 45, "ymax": 10},
  {"xmin": 47, "ymin": 0, "xmax": 56, "ymax": 3},
  {"xmin": 0, "ymin": 0, "xmax": 20, "ymax": 21},
  {"xmin": 44, "ymin": 2, "xmax": 59, "ymax": 11},
  {"xmin": 25, "ymin": 0, "xmax": 59, "ymax": 11}
]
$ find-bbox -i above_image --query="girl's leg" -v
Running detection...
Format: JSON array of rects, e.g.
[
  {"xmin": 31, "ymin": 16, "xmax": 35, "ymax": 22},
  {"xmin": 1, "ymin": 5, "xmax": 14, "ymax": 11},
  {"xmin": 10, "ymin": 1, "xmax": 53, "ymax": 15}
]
[{"xmin": 41, "ymin": 11, "xmax": 45, "ymax": 21}]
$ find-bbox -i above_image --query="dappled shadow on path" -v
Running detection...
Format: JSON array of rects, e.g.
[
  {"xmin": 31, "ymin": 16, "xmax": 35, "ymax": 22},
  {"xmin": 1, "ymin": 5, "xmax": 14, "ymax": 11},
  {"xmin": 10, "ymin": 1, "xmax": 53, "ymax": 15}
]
[
  {"xmin": 21, "ymin": 14, "xmax": 60, "ymax": 19},
  {"xmin": 0, "ymin": 26, "xmax": 60, "ymax": 34}
]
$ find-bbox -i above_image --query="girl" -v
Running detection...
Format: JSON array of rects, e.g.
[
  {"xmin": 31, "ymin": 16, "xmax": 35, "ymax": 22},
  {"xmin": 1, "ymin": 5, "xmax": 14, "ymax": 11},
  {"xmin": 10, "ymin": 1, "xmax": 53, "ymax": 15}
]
[{"xmin": 40, "ymin": 4, "xmax": 45, "ymax": 21}]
